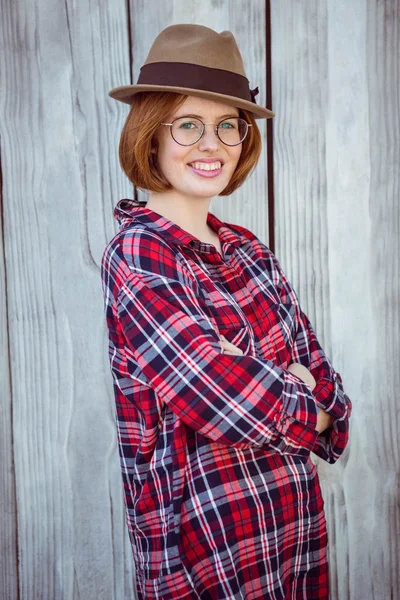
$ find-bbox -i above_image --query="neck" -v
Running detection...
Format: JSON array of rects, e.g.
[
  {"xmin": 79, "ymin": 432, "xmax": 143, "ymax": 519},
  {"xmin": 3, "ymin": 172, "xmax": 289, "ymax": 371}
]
[{"xmin": 145, "ymin": 191, "xmax": 214, "ymax": 240}]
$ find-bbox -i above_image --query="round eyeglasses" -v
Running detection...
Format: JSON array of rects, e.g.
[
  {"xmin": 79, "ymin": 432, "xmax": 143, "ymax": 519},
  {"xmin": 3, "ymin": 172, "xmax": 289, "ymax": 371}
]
[{"xmin": 159, "ymin": 116, "xmax": 252, "ymax": 147}]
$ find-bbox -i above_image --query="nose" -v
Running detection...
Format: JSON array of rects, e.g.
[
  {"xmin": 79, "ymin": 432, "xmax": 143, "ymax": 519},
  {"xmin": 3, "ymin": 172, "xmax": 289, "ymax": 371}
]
[{"xmin": 198, "ymin": 124, "xmax": 220, "ymax": 152}]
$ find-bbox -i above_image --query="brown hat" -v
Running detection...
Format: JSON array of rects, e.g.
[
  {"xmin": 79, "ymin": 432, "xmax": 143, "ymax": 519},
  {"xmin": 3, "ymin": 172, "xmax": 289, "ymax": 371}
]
[{"xmin": 108, "ymin": 24, "xmax": 275, "ymax": 119}]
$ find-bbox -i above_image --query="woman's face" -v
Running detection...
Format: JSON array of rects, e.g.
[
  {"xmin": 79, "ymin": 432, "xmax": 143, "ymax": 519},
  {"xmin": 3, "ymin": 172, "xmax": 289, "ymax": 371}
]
[{"xmin": 153, "ymin": 96, "xmax": 243, "ymax": 199}]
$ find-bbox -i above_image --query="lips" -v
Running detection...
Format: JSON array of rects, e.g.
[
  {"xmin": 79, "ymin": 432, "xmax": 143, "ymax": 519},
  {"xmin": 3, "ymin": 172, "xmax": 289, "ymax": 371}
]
[
  {"xmin": 187, "ymin": 161, "xmax": 224, "ymax": 178},
  {"xmin": 188, "ymin": 160, "xmax": 222, "ymax": 171}
]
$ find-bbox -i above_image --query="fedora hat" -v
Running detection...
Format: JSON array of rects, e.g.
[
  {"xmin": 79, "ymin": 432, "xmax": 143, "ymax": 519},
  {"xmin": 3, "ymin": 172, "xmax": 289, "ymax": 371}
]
[{"xmin": 108, "ymin": 24, "xmax": 275, "ymax": 119}]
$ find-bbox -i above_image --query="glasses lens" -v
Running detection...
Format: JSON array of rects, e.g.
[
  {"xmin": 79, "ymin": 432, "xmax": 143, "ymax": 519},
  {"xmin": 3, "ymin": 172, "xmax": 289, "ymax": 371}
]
[
  {"xmin": 217, "ymin": 118, "xmax": 248, "ymax": 145},
  {"xmin": 171, "ymin": 117, "xmax": 203, "ymax": 145}
]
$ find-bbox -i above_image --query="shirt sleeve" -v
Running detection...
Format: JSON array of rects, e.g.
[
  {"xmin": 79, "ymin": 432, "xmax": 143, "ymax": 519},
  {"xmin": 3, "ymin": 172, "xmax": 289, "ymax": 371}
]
[
  {"xmin": 271, "ymin": 253, "xmax": 353, "ymax": 464},
  {"xmin": 106, "ymin": 239, "xmax": 321, "ymax": 457}
]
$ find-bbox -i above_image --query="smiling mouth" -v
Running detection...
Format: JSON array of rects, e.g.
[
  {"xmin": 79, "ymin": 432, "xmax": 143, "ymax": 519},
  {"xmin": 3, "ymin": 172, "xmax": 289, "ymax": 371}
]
[{"xmin": 187, "ymin": 161, "xmax": 223, "ymax": 171}]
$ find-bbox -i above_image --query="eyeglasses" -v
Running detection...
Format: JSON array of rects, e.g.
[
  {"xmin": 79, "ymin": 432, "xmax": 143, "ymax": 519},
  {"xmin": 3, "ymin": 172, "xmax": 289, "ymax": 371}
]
[{"xmin": 159, "ymin": 116, "xmax": 252, "ymax": 146}]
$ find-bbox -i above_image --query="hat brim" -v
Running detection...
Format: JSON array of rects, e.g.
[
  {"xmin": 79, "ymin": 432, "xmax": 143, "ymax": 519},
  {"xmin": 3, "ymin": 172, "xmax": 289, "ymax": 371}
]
[{"xmin": 108, "ymin": 84, "xmax": 275, "ymax": 119}]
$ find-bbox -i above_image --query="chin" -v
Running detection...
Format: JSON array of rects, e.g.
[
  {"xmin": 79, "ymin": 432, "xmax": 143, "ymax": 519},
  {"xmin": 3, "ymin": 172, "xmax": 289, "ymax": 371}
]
[
  {"xmin": 182, "ymin": 180, "xmax": 231, "ymax": 198},
  {"xmin": 190, "ymin": 187, "xmax": 226, "ymax": 199}
]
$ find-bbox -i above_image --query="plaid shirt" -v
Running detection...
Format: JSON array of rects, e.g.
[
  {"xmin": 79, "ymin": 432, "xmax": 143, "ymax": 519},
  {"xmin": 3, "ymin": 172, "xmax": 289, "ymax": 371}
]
[{"xmin": 101, "ymin": 199, "xmax": 352, "ymax": 600}]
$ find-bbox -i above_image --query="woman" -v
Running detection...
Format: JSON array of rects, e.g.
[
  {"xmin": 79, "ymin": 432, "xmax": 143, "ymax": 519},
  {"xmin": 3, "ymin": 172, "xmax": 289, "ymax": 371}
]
[{"xmin": 101, "ymin": 24, "xmax": 352, "ymax": 600}]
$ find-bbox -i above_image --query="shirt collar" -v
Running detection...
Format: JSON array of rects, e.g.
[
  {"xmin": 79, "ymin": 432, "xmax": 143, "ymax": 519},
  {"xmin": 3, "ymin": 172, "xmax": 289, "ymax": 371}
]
[{"xmin": 113, "ymin": 198, "xmax": 247, "ymax": 252}]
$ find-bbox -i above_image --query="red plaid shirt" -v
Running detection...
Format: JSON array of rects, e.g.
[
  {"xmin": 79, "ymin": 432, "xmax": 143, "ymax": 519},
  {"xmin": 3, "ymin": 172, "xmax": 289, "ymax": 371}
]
[{"xmin": 101, "ymin": 199, "xmax": 352, "ymax": 599}]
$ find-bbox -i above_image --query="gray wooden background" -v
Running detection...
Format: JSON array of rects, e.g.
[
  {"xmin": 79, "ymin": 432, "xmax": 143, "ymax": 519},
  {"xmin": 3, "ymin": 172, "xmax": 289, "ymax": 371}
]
[{"xmin": 1, "ymin": 0, "xmax": 399, "ymax": 598}]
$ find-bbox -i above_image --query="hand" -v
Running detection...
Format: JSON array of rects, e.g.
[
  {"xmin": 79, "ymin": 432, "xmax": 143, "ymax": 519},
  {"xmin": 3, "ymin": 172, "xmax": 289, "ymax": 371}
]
[
  {"xmin": 287, "ymin": 362, "xmax": 333, "ymax": 434},
  {"xmin": 219, "ymin": 335, "xmax": 244, "ymax": 355},
  {"xmin": 315, "ymin": 409, "xmax": 334, "ymax": 434}
]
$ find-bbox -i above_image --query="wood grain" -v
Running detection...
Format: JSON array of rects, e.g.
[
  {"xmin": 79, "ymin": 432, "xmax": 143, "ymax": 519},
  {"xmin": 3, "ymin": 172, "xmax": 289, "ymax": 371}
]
[
  {"xmin": 0, "ymin": 0, "xmax": 134, "ymax": 597},
  {"xmin": 0, "ymin": 143, "xmax": 18, "ymax": 599},
  {"xmin": 271, "ymin": 0, "xmax": 399, "ymax": 598}
]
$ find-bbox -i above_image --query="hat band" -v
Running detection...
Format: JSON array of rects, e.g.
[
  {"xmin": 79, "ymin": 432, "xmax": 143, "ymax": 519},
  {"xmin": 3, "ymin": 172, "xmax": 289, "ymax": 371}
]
[{"xmin": 137, "ymin": 62, "xmax": 259, "ymax": 105}]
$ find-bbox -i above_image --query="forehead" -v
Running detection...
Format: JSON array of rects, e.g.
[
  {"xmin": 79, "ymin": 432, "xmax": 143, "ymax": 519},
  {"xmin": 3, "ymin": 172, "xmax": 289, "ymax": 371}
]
[{"xmin": 172, "ymin": 95, "xmax": 239, "ymax": 118}]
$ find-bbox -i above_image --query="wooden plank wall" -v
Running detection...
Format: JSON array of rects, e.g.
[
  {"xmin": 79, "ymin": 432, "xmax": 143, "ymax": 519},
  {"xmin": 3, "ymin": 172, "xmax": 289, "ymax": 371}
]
[
  {"xmin": 0, "ymin": 0, "xmax": 398, "ymax": 598},
  {"xmin": 0, "ymin": 0, "xmax": 135, "ymax": 598},
  {"xmin": 270, "ymin": 2, "xmax": 399, "ymax": 599}
]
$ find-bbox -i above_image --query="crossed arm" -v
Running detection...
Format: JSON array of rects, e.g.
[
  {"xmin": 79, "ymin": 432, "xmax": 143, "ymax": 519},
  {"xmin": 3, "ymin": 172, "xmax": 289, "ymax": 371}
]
[
  {"xmin": 219, "ymin": 337, "xmax": 334, "ymax": 435},
  {"xmin": 104, "ymin": 233, "xmax": 351, "ymax": 463}
]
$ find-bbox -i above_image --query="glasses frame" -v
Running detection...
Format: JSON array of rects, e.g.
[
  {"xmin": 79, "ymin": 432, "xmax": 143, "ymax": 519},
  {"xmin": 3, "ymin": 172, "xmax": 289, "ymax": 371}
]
[{"xmin": 159, "ymin": 116, "xmax": 252, "ymax": 147}]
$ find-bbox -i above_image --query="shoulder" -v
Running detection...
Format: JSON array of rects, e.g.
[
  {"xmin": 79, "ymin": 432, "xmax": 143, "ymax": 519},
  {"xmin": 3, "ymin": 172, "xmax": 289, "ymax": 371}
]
[
  {"xmin": 101, "ymin": 224, "xmax": 196, "ymax": 291},
  {"xmin": 225, "ymin": 220, "xmax": 278, "ymax": 268}
]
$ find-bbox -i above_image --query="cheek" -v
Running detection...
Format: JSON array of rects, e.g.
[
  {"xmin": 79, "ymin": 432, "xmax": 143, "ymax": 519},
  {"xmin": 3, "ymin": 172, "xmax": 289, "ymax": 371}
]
[
  {"xmin": 227, "ymin": 147, "xmax": 242, "ymax": 172},
  {"xmin": 158, "ymin": 141, "xmax": 187, "ymax": 174}
]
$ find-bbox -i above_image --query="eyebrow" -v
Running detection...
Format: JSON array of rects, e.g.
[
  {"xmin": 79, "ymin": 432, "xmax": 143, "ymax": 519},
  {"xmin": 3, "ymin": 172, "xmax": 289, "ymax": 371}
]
[{"xmin": 174, "ymin": 113, "xmax": 239, "ymax": 120}]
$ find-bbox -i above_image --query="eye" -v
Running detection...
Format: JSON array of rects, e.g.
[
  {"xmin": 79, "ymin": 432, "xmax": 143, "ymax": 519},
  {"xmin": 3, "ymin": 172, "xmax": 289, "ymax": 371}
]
[
  {"xmin": 219, "ymin": 119, "xmax": 237, "ymax": 130},
  {"xmin": 177, "ymin": 120, "xmax": 201, "ymax": 130}
]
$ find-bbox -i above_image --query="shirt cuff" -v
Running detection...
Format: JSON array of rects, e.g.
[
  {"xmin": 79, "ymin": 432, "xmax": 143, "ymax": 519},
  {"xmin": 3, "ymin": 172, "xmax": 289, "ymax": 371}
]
[{"xmin": 312, "ymin": 377, "xmax": 347, "ymax": 420}]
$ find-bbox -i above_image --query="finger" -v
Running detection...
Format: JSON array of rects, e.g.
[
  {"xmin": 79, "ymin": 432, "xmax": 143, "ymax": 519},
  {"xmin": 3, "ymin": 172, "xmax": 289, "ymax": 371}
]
[
  {"xmin": 219, "ymin": 338, "xmax": 244, "ymax": 355},
  {"xmin": 219, "ymin": 340, "xmax": 235, "ymax": 349},
  {"xmin": 219, "ymin": 343, "xmax": 242, "ymax": 356}
]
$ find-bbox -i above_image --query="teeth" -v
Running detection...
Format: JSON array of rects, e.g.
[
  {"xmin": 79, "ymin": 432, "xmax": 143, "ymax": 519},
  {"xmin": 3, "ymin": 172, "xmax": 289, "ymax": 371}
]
[{"xmin": 190, "ymin": 161, "xmax": 222, "ymax": 171}]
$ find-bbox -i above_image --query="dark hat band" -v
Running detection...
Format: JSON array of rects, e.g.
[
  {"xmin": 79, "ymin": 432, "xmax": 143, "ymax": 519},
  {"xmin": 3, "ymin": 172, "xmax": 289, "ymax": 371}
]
[{"xmin": 137, "ymin": 62, "xmax": 259, "ymax": 105}]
